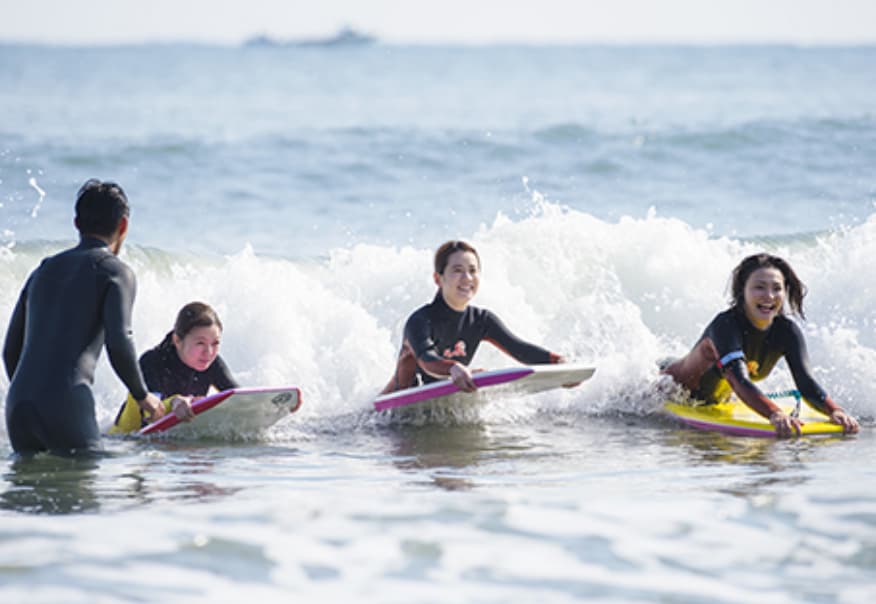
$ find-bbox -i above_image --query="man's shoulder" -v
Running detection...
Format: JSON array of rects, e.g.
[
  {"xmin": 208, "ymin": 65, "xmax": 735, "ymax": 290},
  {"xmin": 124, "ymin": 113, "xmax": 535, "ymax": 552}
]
[
  {"xmin": 92, "ymin": 250, "xmax": 135, "ymax": 281},
  {"xmin": 44, "ymin": 242, "xmax": 127, "ymax": 270},
  {"xmin": 30, "ymin": 244, "xmax": 99, "ymax": 277},
  {"xmin": 38, "ymin": 243, "xmax": 80, "ymax": 265}
]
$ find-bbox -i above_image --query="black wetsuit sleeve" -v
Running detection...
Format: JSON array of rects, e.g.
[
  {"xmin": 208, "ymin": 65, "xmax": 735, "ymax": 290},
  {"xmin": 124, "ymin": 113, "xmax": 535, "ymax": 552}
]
[
  {"xmin": 2, "ymin": 275, "xmax": 30, "ymax": 380},
  {"xmin": 210, "ymin": 355, "xmax": 239, "ymax": 391},
  {"xmin": 783, "ymin": 320, "xmax": 832, "ymax": 414},
  {"xmin": 102, "ymin": 264, "xmax": 148, "ymax": 402},
  {"xmin": 483, "ymin": 311, "xmax": 554, "ymax": 365}
]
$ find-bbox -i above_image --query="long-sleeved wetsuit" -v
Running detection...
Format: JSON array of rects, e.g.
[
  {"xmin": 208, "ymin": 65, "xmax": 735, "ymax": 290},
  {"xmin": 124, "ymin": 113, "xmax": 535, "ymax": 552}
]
[
  {"xmin": 663, "ymin": 307, "xmax": 838, "ymax": 419},
  {"xmin": 4, "ymin": 237, "xmax": 149, "ymax": 453},
  {"xmin": 381, "ymin": 292, "xmax": 559, "ymax": 394}
]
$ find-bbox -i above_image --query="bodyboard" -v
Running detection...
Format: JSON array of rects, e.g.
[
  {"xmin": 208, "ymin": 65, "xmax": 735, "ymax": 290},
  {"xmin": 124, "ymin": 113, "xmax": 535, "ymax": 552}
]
[
  {"xmin": 374, "ymin": 364, "xmax": 595, "ymax": 412},
  {"xmin": 139, "ymin": 387, "xmax": 302, "ymax": 439},
  {"xmin": 664, "ymin": 394, "xmax": 844, "ymax": 437}
]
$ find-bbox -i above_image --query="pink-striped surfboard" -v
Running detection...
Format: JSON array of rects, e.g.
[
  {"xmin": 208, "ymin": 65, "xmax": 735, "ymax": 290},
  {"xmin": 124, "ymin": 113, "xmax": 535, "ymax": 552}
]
[{"xmin": 374, "ymin": 364, "xmax": 595, "ymax": 412}]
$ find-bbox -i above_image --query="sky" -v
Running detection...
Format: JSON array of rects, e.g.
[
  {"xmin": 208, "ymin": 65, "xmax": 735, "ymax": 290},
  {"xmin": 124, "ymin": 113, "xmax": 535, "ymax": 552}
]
[{"xmin": 2, "ymin": 0, "xmax": 875, "ymax": 45}]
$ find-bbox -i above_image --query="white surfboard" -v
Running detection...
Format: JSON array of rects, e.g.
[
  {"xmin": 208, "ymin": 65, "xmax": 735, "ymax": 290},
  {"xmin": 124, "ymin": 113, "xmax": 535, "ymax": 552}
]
[
  {"xmin": 139, "ymin": 387, "xmax": 302, "ymax": 440},
  {"xmin": 373, "ymin": 364, "xmax": 594, "ymax": 412}
]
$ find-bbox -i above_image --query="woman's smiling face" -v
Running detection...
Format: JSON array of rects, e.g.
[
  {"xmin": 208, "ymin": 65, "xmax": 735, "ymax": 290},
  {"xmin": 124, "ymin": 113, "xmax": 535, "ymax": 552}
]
[
  {"xmin": 173, "ymin": 324, "xmax": 222, "ymax": 371},
  {"xmin": 743, "ymin": 266, "xmax": 785, "ymax": 330},
  {"xmin": 434, "ymin": 250, "xmax": 480, "ymax": 311}
]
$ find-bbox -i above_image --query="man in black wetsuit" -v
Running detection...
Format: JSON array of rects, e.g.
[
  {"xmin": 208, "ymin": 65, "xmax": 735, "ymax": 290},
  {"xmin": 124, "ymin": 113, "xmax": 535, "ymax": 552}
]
[{"xmin": 3, "ymin": 179, "xmax": 164, "ymax": 454}]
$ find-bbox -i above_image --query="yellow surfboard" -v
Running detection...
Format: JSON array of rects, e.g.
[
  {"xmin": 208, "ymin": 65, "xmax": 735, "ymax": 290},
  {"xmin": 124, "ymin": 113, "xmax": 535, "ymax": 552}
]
[{"xmin": 664, "ymin": 394, "xmax": 844, "ymax": 438}]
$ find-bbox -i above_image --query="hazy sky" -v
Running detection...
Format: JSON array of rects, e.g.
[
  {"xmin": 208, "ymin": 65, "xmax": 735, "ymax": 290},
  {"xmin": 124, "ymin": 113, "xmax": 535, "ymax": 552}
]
[{"xmin": 2, "ymin": 0, "xmax": 876, "ymax": 45}]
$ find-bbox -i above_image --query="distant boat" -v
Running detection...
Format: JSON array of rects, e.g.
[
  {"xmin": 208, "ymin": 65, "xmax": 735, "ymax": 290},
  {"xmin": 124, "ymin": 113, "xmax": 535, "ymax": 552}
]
[
  {"xmin": 244, "ymin": 27, "xmax": 376, "ymax": 48},
  {"xmin": 244, "ymin": 34, "xmax": 279, "ymax": 48},
  {"xmin": 298, "ymin": 27, "xmax": 376, "ymax": 47}
]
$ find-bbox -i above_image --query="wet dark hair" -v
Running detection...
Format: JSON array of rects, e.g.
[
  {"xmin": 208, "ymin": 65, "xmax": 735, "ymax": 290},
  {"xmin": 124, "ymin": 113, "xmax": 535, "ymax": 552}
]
[
  {"xmin": 74, "ymin": 178, "xmax": 130, "ymax": 238},
  {"xmin": 434, "ymin": 240, "xmax": 480, "ymax": 274},
  {"xmin": 730, "ymin": 253, "xmax": 807, "ymax": 319},
  {"xmin": 174, "ymin": 302, "xmax": 224, "ymax": 340}
]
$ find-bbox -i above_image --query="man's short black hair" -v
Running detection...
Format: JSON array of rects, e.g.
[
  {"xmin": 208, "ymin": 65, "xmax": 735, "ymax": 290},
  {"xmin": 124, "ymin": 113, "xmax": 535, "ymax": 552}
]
[{"xmin": 74, "ymin": 178, "xmax": 130, "ymax": 238}]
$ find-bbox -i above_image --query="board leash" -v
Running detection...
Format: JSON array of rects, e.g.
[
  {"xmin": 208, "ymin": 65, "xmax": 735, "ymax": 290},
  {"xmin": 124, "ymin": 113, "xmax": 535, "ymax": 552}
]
[{"xmin": 767, "ymin": 389, "xmax": 802, "ymax": 419}]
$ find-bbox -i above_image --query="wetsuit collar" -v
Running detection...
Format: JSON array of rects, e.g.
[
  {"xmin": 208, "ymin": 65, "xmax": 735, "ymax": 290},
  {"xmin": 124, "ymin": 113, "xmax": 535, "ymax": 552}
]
[
  {"xmin": 78, "ymin": 235, "xmax": 111, "ymax": 250},
  {"xmin": 431, "ymin": 291, "xmax": 465, "ymax": 317}
]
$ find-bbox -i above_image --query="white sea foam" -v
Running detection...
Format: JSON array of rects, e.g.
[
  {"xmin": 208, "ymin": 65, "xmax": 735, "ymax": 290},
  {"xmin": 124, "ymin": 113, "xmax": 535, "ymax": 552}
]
[{"xmin": 1, "ymin": 204, "xmax": 873, "ymax": 441}]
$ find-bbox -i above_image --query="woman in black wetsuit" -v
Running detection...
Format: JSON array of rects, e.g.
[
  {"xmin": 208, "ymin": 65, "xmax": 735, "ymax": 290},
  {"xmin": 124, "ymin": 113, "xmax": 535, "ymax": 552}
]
[
  {"xmin": 662, "ymin": 253, "xmax": 859, "ymax": 437},
  {"xmin": 381, "ymin": 240, "xmax": 565, "ymax": 394},
  {"xmin": 109, "ymin": 301, "xmax": 238, "ymax": 433}
]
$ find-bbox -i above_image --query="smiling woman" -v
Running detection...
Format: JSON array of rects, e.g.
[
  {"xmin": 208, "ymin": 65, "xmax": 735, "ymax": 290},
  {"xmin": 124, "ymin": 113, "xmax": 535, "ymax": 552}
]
[
  {"xmin": 661, "ymin": 253, "xmax": 860, "ymax": 437},
  {"xmin": 107, "ymin": 301, "xmax": 239, "ymax": 434},
  {"xmin": 380, "ymin": 240, "xmax": 565, "ymax": 394}
]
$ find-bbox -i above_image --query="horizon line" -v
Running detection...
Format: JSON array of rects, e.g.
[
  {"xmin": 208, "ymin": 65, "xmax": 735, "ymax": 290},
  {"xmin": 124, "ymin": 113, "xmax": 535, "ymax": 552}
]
[{"xmin": 3, "ymin": 37, "xmax": 876, "ymax": 48}]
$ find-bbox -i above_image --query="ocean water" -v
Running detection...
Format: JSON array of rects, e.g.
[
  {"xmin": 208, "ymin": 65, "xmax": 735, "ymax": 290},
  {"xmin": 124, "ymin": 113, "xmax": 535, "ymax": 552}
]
[{"xmin": 1, "ymin": 44, "xmax": 875, "ymax": 602}]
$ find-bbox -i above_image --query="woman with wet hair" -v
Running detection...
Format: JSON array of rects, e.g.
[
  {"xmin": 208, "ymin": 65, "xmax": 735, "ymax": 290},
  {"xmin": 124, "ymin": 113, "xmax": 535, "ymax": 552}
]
[
  {"xmin": 381, "ymin": 240, "xmax": 565, "ymax": 394},
  {"xmin": 662, "ymin": 253, "xmax": 859, "ymax": 437},
  {"xmin": 109, "ymin": 302, "xmax": 238, "ymax": 434}
]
